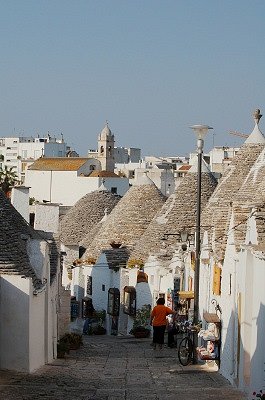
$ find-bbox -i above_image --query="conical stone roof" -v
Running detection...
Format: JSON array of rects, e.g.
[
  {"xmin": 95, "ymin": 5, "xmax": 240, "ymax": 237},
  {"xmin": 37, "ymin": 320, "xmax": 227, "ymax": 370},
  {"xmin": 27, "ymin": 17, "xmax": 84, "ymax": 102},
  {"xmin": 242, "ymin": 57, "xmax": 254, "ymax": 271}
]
[
  {"xmin": 130, "ymin": 169, "xmax": 217, "ymax": 263},
  {"xmin": 0, "ymin": 190, "xmax": 42, "ymax": 288},
  {"xmin": 83, "ymin": 180, "xmax": 166, "ymax": 260},
  {"xmin": 202, "ymin": 111, "xmax": 265, "ymax": 260},
  {"xmin": 80, "ymin": 219, "xmax": 105, "ymax": 249},
  {"xmin": 60, "ymin": 189, "xmax": 121, "ymax": 246}
]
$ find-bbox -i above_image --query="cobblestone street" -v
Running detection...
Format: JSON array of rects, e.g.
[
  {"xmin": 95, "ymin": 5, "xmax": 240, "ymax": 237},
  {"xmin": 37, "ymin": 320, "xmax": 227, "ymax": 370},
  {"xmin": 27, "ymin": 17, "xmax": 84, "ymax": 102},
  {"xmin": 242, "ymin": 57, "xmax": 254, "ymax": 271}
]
[{"xmin": 0, "ymin": 335, "xmax": 247, "ymax": 400}]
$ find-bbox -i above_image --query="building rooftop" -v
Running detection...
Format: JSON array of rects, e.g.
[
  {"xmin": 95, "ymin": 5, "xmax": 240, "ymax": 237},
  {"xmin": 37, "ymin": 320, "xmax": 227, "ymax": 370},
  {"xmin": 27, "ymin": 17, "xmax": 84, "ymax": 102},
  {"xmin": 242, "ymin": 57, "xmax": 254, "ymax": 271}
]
[
  {"xmin": 60, "ymin": 189, "xmax": 121, "ymax": 246},
  {"xmin": 28, "ymin": 157, "xmax": 91, "ymax": 171},
  {"xmin": 83, "ymin": 178, "xmax": 166, "ymax": 261},
  {"xmin": 0, "ymin": 190, "xmax": 42, "ymax": 289}
]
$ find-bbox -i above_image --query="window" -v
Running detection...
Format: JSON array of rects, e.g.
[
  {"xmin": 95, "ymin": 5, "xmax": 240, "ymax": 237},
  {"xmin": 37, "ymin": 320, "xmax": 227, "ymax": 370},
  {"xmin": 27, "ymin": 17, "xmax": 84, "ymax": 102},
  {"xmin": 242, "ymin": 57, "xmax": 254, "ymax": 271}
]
[
  {"xmin": 128, "ymin": 170, "xmax": 135, "ymax": 179},
  {"xmin": 34, "ymin": 150, "xmax": 41, "ymax": 158},
  {"xmin": 79, "ymin": 246, "xmax": 86, "ymax": 258},
  {"xmin": 85, "ymin": 276, "xmax": 91, "ymax": 297},
  {"xmin": 90, "ymin": 165, "xmax": 96, "ymax": 170},
  {"xmin": 102, "ymin": 284, "xmax": 105, "ymax": 291},
  {"xmin": 123, "ymin": 286, "xmax": 136, "ymax": 316},
  {"xmin": 29, "ymin": 213, "xmax": 35, "ymax": 227},
  {"xmin": 111, "ymin": 187, "xmax": 117, "ymax": 194},
  {"xmin": 21, "ymin": 162, "xmax": 27, "ymax": 172},
  {"xmin": 107, "ymin": 288, "xmax": 120, "ymax": 316},
  {"xmin": 22, "ymin": 150, "xmax": 27, "ymax": 159}
]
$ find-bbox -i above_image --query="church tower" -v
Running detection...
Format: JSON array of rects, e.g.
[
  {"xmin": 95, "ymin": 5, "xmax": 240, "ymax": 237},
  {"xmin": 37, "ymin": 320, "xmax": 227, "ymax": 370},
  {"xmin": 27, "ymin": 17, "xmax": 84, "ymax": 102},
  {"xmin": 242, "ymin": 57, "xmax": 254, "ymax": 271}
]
[{"xmin": 97, "ymin": 122, "xmax": 115, "ymax": 172}]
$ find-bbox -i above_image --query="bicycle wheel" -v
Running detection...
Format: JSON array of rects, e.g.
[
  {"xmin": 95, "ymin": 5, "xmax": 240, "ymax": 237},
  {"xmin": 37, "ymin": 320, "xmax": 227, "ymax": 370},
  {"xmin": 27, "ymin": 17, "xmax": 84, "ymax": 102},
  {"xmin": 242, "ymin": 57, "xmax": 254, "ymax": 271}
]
[{"xmin": 178, "ymin": 337, "xmax": 193, "ymax": 366}]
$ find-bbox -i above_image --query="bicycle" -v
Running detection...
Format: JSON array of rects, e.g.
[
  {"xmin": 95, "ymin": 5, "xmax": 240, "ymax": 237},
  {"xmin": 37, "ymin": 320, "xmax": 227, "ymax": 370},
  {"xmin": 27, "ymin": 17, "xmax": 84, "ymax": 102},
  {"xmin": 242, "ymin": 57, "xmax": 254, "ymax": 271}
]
[{"xmin": 177, "ymin": 325, "xmax": 200, "ymax": 366}]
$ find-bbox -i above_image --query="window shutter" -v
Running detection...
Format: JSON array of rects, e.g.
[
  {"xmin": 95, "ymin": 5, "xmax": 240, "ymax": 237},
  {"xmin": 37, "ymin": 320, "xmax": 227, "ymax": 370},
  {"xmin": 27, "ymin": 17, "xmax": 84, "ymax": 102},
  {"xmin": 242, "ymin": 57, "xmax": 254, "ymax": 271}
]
[{"xmin": 213, "ymin": 265, "xmax": 221, "ymax": 295}]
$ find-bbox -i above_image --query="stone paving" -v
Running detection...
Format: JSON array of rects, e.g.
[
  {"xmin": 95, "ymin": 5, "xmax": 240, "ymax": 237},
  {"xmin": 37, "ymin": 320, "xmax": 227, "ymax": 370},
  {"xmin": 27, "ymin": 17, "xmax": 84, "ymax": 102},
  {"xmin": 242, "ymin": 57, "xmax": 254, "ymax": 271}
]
[{"xmin": 0, "ymin": 335, "xmax": 247, "ymax": 400}]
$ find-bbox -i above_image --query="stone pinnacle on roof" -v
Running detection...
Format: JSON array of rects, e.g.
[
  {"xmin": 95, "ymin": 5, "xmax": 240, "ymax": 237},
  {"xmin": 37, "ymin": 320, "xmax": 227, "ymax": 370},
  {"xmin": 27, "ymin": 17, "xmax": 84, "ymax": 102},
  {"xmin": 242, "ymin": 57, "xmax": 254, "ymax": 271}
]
[
  {"xmin": 245, "ymin": 108, "xmax": 265, "ymax": 144},
  {"xmin": 97, "ymin": 180, "xmax": 109, "ymax": 192}
]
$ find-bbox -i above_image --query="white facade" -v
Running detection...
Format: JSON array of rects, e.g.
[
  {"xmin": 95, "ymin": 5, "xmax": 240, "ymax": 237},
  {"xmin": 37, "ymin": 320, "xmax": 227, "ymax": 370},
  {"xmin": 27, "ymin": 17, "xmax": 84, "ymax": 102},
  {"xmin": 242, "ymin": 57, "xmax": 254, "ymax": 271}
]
[
  {"xmin": 11, "ymin": 186, "xmax": 30, "ymax": 223},
  {"xmin": 0, "ymin": 135, "xmax": 70, "ymax": 182},
  {"xmin": 114, "ymin": 147, "xmax": 141, "ymax": 163},
  {"xmin": 115, "ymin": 161, "xmax": 175, "ymax": 196},
  {"xmin": 69, "ymin": 249, "xmax": 188, "ymax": 337},
  {"xmin": 0, "ymin": 239, "xmax": 59, "ymax": 372},
  {"xmin": 34, "ymin": 203, "xmax": 60, "ymax": 233},
  {"xmin": 25, "ymin": 163, "xmax": 129, "ymax": 206},
  {"xmin": 209, "ymin": 147, "xmax": 239, "ymax": 175},
  {"xmin": 198, "ymin": 207, "xmax": 265, "ymax": 398}
]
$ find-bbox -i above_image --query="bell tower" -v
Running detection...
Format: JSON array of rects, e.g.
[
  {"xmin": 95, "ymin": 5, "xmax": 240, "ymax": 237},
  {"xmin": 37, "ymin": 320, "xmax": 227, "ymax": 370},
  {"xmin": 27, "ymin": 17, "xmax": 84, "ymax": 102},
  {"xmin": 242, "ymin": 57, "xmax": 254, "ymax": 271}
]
[{"xmin": 97, "ymin": 122, "xmax": 115, "ymax": 172}]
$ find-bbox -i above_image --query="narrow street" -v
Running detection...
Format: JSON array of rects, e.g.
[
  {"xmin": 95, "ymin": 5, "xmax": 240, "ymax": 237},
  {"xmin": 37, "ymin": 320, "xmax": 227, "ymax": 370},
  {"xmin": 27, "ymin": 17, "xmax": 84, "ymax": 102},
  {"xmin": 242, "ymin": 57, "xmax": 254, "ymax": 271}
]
[{"xmin": 0, "ymin": 335, "xmax": 247, "ymax": 400}]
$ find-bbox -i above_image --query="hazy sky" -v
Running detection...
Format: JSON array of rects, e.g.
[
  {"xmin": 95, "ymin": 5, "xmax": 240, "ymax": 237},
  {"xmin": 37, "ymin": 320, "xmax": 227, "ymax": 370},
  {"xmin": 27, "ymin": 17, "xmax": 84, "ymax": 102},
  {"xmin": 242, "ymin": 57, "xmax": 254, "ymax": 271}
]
[{"xmin": 0, "ymin": 0, "xmax": 264, "ymax": 157}]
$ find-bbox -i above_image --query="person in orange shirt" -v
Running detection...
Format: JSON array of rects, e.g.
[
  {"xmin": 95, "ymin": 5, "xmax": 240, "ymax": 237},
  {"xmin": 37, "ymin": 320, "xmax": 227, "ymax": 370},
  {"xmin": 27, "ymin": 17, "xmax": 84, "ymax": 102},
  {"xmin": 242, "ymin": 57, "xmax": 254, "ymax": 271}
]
[{"xmin": 150, "ymin": 297, "xmax": 176, "ymax": 350}]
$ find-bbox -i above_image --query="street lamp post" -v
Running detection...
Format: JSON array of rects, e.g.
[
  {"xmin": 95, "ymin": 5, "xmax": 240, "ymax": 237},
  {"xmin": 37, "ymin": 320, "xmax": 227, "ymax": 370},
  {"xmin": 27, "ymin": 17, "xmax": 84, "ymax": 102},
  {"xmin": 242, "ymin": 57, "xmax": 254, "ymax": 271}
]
[{"xmin": 190, "ymin": 124, "xmax": 212, "ymax": 363}]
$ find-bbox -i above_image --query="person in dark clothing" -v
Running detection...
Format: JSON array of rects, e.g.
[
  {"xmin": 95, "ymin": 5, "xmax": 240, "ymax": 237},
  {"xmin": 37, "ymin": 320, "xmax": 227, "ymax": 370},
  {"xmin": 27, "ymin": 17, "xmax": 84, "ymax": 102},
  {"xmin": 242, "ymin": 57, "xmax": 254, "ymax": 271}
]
[
  {"xmin": 83, "ymin": 301, "xmax": 96, "ymax": 335},
  {"xmin": 167, "ymin": 316, "xmax": 178, "ymax": 347}
]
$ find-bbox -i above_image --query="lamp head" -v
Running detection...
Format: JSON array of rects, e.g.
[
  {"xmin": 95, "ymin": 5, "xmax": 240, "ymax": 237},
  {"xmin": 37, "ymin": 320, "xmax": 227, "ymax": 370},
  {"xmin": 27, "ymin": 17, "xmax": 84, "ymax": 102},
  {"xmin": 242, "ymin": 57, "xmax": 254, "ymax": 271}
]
[{"xmin": 190, "ymin": 125, "xmax": 213, "ymax": 140}]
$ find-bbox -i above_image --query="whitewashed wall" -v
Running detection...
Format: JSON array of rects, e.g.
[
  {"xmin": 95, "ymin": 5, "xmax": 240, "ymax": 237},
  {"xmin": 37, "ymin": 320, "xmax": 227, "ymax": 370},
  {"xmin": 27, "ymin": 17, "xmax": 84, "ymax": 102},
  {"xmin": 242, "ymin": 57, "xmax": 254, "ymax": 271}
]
[
  {"xmin": 61, "ymin": 244, "xmax": 79, "ymax": 290},
  {"xmin": 27, "ymin": 239, "xmax": 48, "ymax": 280},
  {"xmin": 29, "ymin": 288, "xmax": 46, "ymax": 371},
  {"xmin": 34, "ymin": 204, "xmax": 60, "ymax": 233},
  {"xmin": 218, "ymin": 224, "xmax": 238, "ymax": 385},
  {"xmin": 11, "ymin": 187, "xmax": 30, "ymax": 222},
  {"xmin": 0, "ymin": 275, "xmax": 31, "ymax": 371},
  {"xmin": 0, "ymin": 238, "xmax": 59, "ymax": 372},
  {"xmin": 200, "ymin": 209, "xmax": 265, "ymax": 398},
  {"xmin": 25, "ymin": 169, "xmax": 129, "ymax": 206}
]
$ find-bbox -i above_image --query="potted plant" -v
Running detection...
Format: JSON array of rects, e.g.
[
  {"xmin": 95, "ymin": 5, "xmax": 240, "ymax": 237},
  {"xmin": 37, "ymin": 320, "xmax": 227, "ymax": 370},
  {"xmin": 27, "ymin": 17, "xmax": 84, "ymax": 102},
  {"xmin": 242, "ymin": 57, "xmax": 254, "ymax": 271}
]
[
  {"xmin": 60, "ymin": 333, "xmax": 83, "ymax": 350},
  {"xmin": 130, "ymin": 304, "xmax": 151, "ymax": 338},
  {"xmin": 127, "ymin": 258, "xmax": 144, "ymax": 269},
  {"xmin": 57, "ymin": 340, "xmax": 70, "ymax": 358}
]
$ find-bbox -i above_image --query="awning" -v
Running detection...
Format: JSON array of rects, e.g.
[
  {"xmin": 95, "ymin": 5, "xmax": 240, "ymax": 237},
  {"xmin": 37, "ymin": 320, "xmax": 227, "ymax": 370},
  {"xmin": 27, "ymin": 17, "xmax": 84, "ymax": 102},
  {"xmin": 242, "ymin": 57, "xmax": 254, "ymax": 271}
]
[{"xmin": 177, "ymin": 291, "xmax": 194, "ymax": 299}]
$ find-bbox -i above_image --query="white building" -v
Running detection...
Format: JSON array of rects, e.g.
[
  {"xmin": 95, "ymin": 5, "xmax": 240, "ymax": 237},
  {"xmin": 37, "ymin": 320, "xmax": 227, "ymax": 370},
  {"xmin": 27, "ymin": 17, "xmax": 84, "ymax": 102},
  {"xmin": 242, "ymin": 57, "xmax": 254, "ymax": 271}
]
[
  {"xmin": 24, "ymin": 157, "xmax": 129, "ymax": 206},
  {"xmin": 0, "ymin": 190, "xmax": 68, "ymax": 372},
  {"xmin": 198, "ymin": 109, "xmax": 265, "ymax": 397},
  {"xmin": 0, "ymin": 133, "xmax": 72, "ymax": 183},
  {"xmin": 189, "ymin": 146, "xmax": 240, "ymax": 179},
  {"xmin": 115, "ymin": 159, "xmax": 176, "ymax": 196}
]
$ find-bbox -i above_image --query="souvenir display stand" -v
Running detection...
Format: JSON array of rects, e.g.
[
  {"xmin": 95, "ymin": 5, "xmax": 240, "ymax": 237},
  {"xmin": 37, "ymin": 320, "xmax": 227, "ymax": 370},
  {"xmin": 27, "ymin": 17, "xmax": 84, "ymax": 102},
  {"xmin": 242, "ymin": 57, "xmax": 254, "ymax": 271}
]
[{"xmin": 197, "ymin": 311, "xmax": 221, "ymax": 366}]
